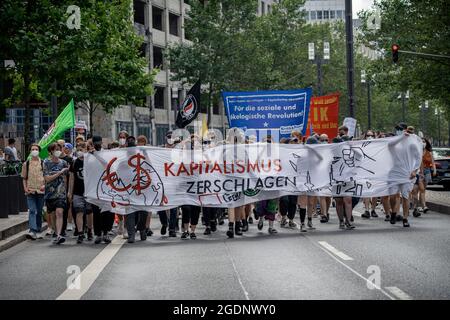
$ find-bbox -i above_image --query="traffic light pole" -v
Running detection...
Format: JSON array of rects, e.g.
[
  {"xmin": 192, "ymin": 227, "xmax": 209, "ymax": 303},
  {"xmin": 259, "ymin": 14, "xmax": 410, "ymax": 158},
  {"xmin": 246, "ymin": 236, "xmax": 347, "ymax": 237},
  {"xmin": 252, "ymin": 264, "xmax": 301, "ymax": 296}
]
[
  {"xmin": 345, "ymin": 0, "xmax": 355, "ymax": 118},
  {"xmin": 401, "ymin": 92, "xmax": 406, "ymax": 122}
]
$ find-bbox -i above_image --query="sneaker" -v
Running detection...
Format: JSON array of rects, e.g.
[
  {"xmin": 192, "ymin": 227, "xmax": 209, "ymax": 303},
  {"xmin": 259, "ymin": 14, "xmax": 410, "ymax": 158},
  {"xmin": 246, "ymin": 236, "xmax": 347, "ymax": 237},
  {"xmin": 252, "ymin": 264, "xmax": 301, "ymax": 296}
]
[
  {"xmin": 226, "ymin": 230, "xmax": 234, "ymax": 238},
  {"xmin": 61, "ymin": 231, "xmax": 67, "ymax": 237},
  {"xmin": 146, "ymin": 228, "xmax": 153, "ymax": 236},
  {"xmin": 345, "ymin": 221, "xmax": 355, "ymax": 230},
  {"xmin": 55, "ymin": 236, "xmax": 65, "ymax": 245},
  {"xmin": 268, "ymin": 227, "xmax": 278, "ymax": 234},
  {"xmin": 204, "ymin": 228, "xmax": 211, "ymax": 235},
  {"xmin": 103, "ymin": 234, "xmax": 112, "ymax": 243},
  {"xmin": 218, "ymin": 215, "xmax": 225, "ymax": 225},
  {"xmin": 423, "ymin": 207, "xmax": 429, "ymax": 213},
  {"xmin": 235, "ymin": 222, "xmax": 243, "ymax": 236},
  {"xmin": 412, "ymin": 208, "xmax": 421, "ymax": 218},
  {"xmin": 127, "ymin": 234, "xmax": 135, "ymax": 243},
  {"xmin": 169, "ymin": 230, "xmax": 177, "ymax": 237},
  {"xmin": 160, "ymin": 225, "xmax": 167, "ymax": 236},
  {"xmin": 94, "ymin": 236, "xmax": 102, "ymax": 244},
  {"xmin": 52, "ymin": 232, "xmax": 57, "ymax": 238},
  {"xmin": 396, "ymin": 214, "xmax": 403, "ymax": 222},
  {"xmin": 140, "ymin": 230, "xmax": 147, "ymax": 241},
  {"xmin": 248, "ymin": 217, "xmax": 253, "ymax": 224},
  {"xmin": 307, "ymin": 220, "xmax": 315, "ymax": 230},
  {"xmin": 320, "ymin": 215, "xmax": 329, "ymax": 223},
  {"xmin": 362, "ymin": 210, "xmax": 370, "ymax": 218},
  {"xmin": 46, "ymin": 229, "xmax": 53, "ymax": 236},
  {"xmin": 87, "ymin": 230, "xmax": 93, "ymax": 241},
  {"xmin": 181, "ymin": 231, "xmax": 189, "ymax": 239},
  {"xmin": 403, "ymin": 219, "xmax": 410, "ymax": 227},
  {"xmin": 190, "ymin": 232, "xmax": 197, "ymax": 239},
  {"xmin": 242, "ymin": 220, "xmax": 249, "ymax": 232},
  {"xmin": 371, "ymin": 210, "xmax": 378, "ymax": 218},
  {"xmin": 339, "ymin": 221, "xmax": 345, "ymax": 229},
  {"xmin": 390, "ymin": 213, "xmax": 397, "ymax": 224},
  {"xmin": 384, "ymin": 215, "xmax": 390, "ymax": 221},
  {"xmin": 26, "ymin": 232, "xmax": 37, "ymax": 240},
  {"xmin": 67, "ymin": 223, "xmax": 74, "ymax": 232},
  {"xmin": 300, "ymin": 223, "xmax": 307, "ymax": 232},
  {"xmin": 77, "ymin": 234, "xmax": 84, "ymax": 244},
  {"xmin": 210, "ymin": 222, "xmax": 217, "ymax": 232},
  {"xmin": 36, "ymin": 232, "xmax": 44, "ymax": 239},
  {"xmin": 280, "ymin": 216, "xmax": 288, "ymax": 227},
  {"xmin": 288, "ymin": 220, "xmax": 297, "ymax": 228},
  {"xmin": 257, "ymin": 218, "xmax": 264, "ymax": 230}
]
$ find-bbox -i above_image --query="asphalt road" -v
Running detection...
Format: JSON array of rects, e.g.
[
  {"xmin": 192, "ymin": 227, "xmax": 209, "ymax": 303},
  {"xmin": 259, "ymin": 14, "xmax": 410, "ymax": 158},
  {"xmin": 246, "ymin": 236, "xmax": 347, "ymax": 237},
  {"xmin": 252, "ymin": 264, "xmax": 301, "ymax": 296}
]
[{"xmin": 1, "ymin": 203, "xmax": 449, "ymax": 300}]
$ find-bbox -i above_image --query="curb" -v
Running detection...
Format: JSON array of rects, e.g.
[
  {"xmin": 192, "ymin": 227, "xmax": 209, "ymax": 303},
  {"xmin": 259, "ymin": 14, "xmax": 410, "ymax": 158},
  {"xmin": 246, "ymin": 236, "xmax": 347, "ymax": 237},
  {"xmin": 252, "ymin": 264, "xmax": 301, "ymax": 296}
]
[
  {"xmin": 0, "ymin": 223, "xmax": 48, "ymax": 254},
  {"xmin": 427, "ymin": 201, "xmax": 450, "ymax": 215},
  {"xmin": 0, "ymin": 219, "xmax": 29, "ymax": 240}
]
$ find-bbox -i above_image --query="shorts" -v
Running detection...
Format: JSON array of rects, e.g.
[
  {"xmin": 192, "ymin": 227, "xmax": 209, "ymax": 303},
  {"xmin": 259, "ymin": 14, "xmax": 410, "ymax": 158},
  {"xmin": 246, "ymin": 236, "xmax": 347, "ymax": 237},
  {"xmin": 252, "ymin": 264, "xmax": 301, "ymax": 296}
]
[
  {"xmin": 72, "ymin": 195, "xmax": 93, "ymax": 214},
  {"xmin": 398, "ymin": 182, "xmax": 413, "ymax": 199},
  {"xmin": 46, "ymin": 198, "xmax": 66, "ymax": 213},
  {"xmin": 423, "ymin": 168, "xmax": 432, "ymax": 184}
]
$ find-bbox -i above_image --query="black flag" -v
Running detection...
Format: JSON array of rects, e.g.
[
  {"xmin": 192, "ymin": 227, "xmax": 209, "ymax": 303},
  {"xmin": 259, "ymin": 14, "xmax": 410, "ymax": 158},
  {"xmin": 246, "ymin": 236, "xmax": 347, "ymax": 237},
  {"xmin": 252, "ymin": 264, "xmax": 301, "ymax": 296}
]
[{"xmin": 176, "ymin": 80, "xmax": 201, "ymax": 128}]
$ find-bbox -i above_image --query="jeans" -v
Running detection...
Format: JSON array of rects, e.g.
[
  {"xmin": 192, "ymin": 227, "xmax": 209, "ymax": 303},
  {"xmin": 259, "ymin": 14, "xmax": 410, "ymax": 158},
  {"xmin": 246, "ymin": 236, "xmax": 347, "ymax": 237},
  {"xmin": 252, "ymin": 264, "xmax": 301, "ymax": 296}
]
[
  {"xmin": 158, "ymin": 208, "xmax": 178, "ymax": 230},
  {"xmin": 26, "ymin": 194, "xmax": 44, "ymax": 233}
]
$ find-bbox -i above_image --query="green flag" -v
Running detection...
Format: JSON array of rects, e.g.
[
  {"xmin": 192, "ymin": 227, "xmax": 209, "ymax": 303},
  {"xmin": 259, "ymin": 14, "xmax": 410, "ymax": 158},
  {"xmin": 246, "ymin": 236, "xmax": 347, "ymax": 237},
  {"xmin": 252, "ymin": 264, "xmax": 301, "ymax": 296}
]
[{"xmin": 38, "ymin": 99, "xmax": 75, "ymax": 159}]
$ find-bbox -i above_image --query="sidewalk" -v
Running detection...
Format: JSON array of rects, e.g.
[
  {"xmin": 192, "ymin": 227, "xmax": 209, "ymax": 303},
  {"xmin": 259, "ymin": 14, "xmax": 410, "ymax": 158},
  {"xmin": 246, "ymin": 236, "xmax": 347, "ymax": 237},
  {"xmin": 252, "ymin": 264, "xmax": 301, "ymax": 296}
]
[{"xmin": 0, "ymin": 212, "xmax": 47, "ymax": 253}]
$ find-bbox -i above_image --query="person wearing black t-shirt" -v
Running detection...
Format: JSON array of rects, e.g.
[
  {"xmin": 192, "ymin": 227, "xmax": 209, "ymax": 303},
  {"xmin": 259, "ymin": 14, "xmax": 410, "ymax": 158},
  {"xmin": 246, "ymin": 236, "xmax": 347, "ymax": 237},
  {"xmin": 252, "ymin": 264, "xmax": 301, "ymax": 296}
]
[{"xmin": 68, "ymin": 142, "xmax": 93, "ymax": 243}]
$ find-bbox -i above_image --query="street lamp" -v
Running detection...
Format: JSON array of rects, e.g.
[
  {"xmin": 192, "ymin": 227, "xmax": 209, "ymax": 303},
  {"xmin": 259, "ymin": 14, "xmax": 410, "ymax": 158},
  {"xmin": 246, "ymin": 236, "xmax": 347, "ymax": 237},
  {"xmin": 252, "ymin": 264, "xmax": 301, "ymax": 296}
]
[
  {"xmin": 308, "ymin": 41, "xmax": 330, "ymax": 96},
  {"xmin": 397, "ymin": 90, "xmax": 409, "ymax": 122},
  {"xmin": 361, "ymin": 70, "xmax": 372, "ymax": 130},
  {"xmin": 419, "ymin": 100, "xmax": 429, "ymax": 136},
  {"xmin": 435, "ymin": 107, "xmax": 441, "ymax": 146}
]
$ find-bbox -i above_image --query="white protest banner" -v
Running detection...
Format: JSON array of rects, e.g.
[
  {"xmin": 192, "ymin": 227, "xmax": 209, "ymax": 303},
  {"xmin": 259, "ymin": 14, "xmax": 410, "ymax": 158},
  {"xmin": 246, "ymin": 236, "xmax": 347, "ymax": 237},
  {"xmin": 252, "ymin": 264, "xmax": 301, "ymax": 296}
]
[
  {"xmin": 343, "ymin": 117, "xmax": 357, "ymax": 137},
  {"xmin": 84, "ymin": 134, "xmax": 423, "ymax": 214}
]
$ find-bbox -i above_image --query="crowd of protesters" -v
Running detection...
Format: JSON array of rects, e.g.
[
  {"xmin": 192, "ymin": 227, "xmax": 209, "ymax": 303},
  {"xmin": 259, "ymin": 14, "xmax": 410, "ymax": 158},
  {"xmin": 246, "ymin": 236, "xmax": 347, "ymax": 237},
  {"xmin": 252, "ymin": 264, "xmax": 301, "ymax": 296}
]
[{"xmin": 18, "ymin": 121, "xmax": 435, "ymax": 244}]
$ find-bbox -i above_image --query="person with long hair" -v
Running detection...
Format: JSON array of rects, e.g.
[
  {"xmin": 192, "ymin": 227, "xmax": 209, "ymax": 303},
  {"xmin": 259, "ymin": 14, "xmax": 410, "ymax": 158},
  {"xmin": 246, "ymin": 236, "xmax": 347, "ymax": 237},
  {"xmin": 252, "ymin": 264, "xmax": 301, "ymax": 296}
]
[{"xmin": 418, "ymin": 138, "xmax": 436, "ymax": 213}]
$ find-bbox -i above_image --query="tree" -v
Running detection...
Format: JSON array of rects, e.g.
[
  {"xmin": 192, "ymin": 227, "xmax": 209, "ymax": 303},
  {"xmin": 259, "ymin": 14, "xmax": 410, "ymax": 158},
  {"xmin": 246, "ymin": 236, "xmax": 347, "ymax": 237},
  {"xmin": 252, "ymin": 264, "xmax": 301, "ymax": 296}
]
[
  {"xmin": 1, "ymin": 0, "xmax": 156, "ymax": 149},
  {"xmin": 358, "ymin": 0, "xmax": 450, "ymax": 144}
]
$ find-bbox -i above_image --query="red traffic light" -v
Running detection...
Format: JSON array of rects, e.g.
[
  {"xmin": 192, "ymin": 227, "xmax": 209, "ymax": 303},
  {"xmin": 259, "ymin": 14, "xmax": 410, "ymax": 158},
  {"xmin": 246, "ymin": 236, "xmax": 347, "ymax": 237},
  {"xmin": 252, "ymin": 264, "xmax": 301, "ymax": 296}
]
[{"xmin": 392, "ymin": 44, "xmax": 399, "ymax": 63}]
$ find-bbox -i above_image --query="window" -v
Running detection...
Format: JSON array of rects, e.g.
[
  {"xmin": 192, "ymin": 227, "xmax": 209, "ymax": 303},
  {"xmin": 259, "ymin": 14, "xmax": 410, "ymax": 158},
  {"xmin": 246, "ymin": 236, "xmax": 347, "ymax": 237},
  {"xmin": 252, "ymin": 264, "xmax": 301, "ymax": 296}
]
[
  {"xmin": 330, "ymin": 10, "xmax": 335, "ymax": 19},
  {"xmin": 152, "ymin": 6, "xmax": 164, "ymax": 31},
  {"xmin": 310, "ymin": 11, "xmax": 316, "ymax": 20},
  {"xmin": 153, "ymin": 46, "xmax": 164, "ymax": 69},
  {"xmin": 137, "ymin": 123, "xmax": 151, "ymax": 143},
  {"xmin": 317, "ymin": 10, "xmax": 322, "ymax": 20},
  {"xmin": 169, "ymin": 13, "xmax": 179, "ymax": 36},
  {"xmin": 336, "ymin": 10, "xmax": 343, "ymax": 19},
  {"xmin": 133, "ymin": 0, "xmax": 145, "ymax": 25},
  {"xmin": 323, "ymin": 10, "xmax": 329, "ymax": 19},
  {"xmin": 156, "ymin": 124, "xmax": 170, "ymax": 146},
  {"xmin": 261, "ymin": 1, "xmax": 265, "ymax": 15},
  {"xmin": 154, "ymin": 86, "xmax": 165, "ymax": 109}
]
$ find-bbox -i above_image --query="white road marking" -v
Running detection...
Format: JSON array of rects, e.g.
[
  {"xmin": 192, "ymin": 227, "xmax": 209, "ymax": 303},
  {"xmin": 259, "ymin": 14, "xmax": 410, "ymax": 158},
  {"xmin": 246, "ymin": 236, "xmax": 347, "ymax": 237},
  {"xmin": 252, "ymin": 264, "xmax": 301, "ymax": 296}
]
[
  {"xmin": 318, "ymin": 241, "xmax": 354, "ymax": 261},
  {"xmin": 224, "ymin": 242, "xmax": 250, "ymax": 300},
  {"xmin": 385, "ymin": 286, "xmax": 413, "ymax": 300},
  {"xmin": 57, "ymin": 236, "xmax": 126, "ymax": 300}
]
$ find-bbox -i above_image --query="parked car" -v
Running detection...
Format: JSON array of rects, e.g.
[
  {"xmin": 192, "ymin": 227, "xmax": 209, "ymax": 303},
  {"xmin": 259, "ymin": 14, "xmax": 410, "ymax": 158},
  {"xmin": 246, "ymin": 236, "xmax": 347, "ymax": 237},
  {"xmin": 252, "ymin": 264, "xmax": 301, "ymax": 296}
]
[{"xmin": 430, "ymin": 148, "xmax": 450, "ymax": 190}]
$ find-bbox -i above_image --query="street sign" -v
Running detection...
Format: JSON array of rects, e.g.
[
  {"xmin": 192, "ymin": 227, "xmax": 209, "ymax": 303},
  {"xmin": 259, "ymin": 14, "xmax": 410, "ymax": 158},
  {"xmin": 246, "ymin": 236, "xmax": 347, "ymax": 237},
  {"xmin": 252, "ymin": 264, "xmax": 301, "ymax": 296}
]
[
  {"xmin": 323, "ymin": 42, "xmax": 330, "ymax": 60},
  {"xmin": 308, "ymin": 43, "xmax": 315, "ymax": 60}
]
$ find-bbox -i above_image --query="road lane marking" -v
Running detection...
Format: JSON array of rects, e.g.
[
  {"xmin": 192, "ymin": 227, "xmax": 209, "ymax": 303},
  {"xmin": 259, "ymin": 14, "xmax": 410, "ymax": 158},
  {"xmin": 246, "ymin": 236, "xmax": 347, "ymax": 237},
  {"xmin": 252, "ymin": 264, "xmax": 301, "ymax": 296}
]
[
  {"xmin": 223, "ymin": 242, "xmax": 250, "ymax": 300},
  {"xmin": 57, "ymin": 236, "xmax": 126, "ymax": 300},
  {"xmin": 385, "ymin": 286, "xmax": 413, "ymax": 300},
  {"xmin": 318, "ymin": 241, "xmax": 354, "ymax": 261},
  {"xmin": 295, "ymin": 227, "xmax": 396, "ymax": 300}
]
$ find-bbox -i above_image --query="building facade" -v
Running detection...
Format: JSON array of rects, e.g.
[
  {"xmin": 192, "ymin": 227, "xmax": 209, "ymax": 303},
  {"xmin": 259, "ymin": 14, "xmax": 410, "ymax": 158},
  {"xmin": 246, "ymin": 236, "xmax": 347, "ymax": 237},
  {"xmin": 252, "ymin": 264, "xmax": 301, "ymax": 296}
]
[
  {"xmin": 81, "ymin": 0, "xmax": 277, "ymax": 146},
  {"xmin": 303, "ymin": 0, "xmax": 346, "ymax": 22}
]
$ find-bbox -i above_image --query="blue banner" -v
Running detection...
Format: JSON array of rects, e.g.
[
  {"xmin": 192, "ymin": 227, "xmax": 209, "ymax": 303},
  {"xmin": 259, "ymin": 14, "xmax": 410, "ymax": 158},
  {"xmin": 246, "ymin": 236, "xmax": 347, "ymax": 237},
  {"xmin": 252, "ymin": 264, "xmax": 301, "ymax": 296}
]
[{"xmin": 222, "ymin": 88, "xmax": 312, "ymax": 141}]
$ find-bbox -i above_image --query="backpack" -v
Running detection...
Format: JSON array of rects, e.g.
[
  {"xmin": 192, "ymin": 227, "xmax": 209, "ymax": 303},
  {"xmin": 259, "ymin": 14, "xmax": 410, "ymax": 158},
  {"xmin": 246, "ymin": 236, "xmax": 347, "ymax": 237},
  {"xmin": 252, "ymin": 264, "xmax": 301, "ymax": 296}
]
[{"xmin": 24, "ymin": 159, "xmax": 44, "ymax": 180}]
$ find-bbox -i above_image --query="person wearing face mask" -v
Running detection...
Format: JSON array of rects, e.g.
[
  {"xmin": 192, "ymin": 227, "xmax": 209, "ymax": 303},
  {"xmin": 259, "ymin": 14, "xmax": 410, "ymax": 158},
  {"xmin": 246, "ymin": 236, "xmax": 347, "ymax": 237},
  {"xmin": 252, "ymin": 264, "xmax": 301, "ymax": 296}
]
[
  {"xmin": 361, "ymin": 130, "xmax": 378, "ymax": 219},
  {"xmin": 89, "ymin": 135, "xmax": 115, "ymax": 244},
  {"xmin": 21, "ymin": 144, "xmax": 46, "ymax": 240},
  {"xmin": 68, "ymin": 142, "xmax": 94, "ymax": 243},
  {"xmin": 118, "ymin": 130, "xmax": 129, "ymax": 148},
  {"xmin": 60, "ymin": 142, "xmax": 75, "ymax": 234},
  {"xmin": 43, "ymin": 143, "xmax": 69, "ymax": 244}
]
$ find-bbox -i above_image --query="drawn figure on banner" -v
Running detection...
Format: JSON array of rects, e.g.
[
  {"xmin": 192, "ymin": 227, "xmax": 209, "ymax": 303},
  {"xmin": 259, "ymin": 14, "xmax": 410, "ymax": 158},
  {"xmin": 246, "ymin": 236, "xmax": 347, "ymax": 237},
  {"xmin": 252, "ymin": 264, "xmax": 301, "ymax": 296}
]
[
  {"xmin": 330, "ymin": 141, "xmax": 376, "ymax": 185},
  {"xmin": 97, "ymin": 152, "xmax": 165, "ymax": 208}
]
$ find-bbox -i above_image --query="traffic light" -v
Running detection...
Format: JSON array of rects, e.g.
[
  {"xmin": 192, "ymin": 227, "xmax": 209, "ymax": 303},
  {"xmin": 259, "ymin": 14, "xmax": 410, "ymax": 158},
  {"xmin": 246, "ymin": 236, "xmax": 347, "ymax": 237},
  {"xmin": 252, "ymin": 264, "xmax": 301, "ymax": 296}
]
[{"xmin": 392, "ymin": 44, "xmax": 400, "ymax": 63}]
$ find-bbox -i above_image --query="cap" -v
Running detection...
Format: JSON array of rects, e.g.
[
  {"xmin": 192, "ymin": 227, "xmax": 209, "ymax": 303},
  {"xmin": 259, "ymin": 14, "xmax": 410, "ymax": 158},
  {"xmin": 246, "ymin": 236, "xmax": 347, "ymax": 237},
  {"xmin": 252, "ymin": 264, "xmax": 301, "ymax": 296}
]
[
  {"xmin": 395, "ymin": 122, "xmax": 407, "ymax": 131},
  {"xmin": 64, "ymin": 143, "xmax": 73, "ymax": 150},
  {"xmin": 305, "ymin": 136, "xmax": 319, "ymax": 144}
]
